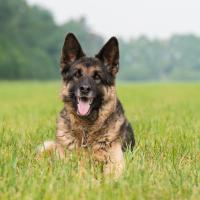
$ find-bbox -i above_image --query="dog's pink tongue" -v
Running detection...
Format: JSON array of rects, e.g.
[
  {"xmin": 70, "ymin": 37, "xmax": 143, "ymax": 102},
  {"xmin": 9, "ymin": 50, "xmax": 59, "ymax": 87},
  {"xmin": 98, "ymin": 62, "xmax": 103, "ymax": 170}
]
[{"xmin": 78, "ymin": 100, "xmax": 90, "ymax": 116}]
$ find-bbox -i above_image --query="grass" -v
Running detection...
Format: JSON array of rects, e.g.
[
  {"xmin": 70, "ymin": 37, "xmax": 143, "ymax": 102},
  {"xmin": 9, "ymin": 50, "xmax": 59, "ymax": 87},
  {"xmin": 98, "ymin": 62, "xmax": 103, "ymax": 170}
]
[{"xmin": 0, "ymin": 81, "xmax": 200, "ymax": 200}]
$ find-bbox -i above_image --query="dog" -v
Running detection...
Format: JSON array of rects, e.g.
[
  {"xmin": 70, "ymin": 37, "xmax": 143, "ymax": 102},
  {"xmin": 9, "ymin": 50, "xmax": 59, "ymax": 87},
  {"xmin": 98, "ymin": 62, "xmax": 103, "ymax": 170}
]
[{"xmin": 38, "ymin": 33, "xmax": 135, "ymax": 178}]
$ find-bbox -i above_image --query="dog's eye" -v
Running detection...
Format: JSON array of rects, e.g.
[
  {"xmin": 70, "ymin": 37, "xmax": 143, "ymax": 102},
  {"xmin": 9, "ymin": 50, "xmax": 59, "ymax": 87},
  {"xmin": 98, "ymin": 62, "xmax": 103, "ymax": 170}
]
[
  {"xmin": 93, "ymin": 74, "xmax": 101, "ymax": 84},
  {"xmin": 74, "ymin": 70, "xmax": 82, "ymax": 80}
]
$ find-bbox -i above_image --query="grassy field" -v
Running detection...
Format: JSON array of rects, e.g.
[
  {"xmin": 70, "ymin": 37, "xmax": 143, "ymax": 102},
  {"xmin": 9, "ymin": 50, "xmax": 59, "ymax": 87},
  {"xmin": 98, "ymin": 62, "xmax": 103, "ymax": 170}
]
[{"xmin": 0, "ymin": 82, "xmax": 200, "ymax": 200}]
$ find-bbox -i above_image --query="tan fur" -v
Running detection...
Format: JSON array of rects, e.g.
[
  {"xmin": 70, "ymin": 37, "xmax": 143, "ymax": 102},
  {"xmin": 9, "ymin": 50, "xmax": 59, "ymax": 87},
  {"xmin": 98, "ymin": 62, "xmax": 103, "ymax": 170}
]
[
  {"xmin": 37, "ymin": 34, "xmax": 135, "ymax": 179},
  {"xmin": 103, "ymin": 142, "xmax": 124, "ymax": 178},
  {"xmin": 36, "ymin": 140, "xmax": 66, "ymax": 159},
  {"xmin": 38, "ymin": 33, "xmax": 135, "ymax": 178},
  {"xmin": 75, "ymin": 63, "xmax": 101, "ymax": 75},
  {"xmin": 38, "ymin": 82, "xmax": 127, "ymax": 177}
]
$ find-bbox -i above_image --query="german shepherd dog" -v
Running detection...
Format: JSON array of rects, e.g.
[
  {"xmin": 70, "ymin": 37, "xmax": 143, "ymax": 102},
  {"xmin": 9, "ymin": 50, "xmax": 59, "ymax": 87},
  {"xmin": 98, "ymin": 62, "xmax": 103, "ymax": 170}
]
[{"xmin": 39, "ymin": 33, "xmax": 135, "ymax": 178}]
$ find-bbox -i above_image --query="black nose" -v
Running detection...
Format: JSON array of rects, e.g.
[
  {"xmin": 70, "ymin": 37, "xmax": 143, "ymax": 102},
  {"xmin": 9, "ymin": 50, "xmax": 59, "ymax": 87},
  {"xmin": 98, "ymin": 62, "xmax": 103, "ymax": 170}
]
[{"xmin": 80, "ymin": 85, "xmax": 91, "ymax": 94}]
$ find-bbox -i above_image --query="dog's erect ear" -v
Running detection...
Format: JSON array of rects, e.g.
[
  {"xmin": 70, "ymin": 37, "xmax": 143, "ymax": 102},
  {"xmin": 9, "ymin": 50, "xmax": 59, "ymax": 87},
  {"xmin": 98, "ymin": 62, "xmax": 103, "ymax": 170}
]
[
  {"xmin": 61, "ymin": 33, "xmax": 85, "ymax": 67},
  {"xmin": 96, "ymin": 37, "xmax": 119, "ymax": 76}
]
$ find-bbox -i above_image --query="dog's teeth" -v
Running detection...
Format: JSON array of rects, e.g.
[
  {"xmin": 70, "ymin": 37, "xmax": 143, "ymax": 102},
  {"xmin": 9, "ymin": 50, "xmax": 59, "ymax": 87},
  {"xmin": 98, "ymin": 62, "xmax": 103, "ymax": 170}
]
[{"xmin": 89, "ymin": 98, "xmax": 93, "ymax": 105}]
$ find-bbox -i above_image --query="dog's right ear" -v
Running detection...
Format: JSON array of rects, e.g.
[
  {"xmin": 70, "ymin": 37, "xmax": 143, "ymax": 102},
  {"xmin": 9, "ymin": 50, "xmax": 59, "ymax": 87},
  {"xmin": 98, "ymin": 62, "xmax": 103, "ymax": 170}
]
[{"xmin": 60, "ymin": 33, "xmax": 85, "ymax": 72}]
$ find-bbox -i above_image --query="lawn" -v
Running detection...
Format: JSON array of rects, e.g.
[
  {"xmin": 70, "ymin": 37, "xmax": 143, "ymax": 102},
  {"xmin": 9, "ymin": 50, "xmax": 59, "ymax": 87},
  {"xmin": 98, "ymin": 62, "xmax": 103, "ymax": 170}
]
[{"xmin": 0, "ymin": 82, "xmax": 200, "ymax": 200}]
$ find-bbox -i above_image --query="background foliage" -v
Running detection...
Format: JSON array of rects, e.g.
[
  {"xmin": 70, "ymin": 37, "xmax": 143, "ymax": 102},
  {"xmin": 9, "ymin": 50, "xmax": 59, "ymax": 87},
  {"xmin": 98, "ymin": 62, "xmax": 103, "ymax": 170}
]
[{"xmin": 0, "ymin": 0, "xmax": 200, "ymax": 81}]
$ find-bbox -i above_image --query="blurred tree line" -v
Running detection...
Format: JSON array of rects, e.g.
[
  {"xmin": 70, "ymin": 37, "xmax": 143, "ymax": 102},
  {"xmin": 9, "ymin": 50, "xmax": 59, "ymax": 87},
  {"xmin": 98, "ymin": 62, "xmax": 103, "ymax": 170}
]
[
  {"xmin": 0, "ymin": 0, "xmax": 103, "ymax": 80},
  {"xmin": 119, "ymin": 35, "xmax": 200, "ymax": 81},
  {"xmin": 0, "ymin": 0, "xmax": 200, "ymax": 81}
]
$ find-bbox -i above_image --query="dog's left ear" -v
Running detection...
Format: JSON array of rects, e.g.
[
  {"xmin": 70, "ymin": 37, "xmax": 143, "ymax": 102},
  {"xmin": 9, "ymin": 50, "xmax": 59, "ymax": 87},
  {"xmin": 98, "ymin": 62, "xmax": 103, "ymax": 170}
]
[{"xmin": 96, "ymin": 37, "xmax": 119, "ymax": 76}]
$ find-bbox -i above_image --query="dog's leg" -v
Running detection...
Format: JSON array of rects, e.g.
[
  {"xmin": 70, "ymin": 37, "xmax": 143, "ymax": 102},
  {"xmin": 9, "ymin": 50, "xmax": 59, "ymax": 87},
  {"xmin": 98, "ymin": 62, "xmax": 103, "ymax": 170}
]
[
  {"xmin": 103, "ymin": 142, "xmax": 125, "ymax": 179},
  {"xmin": 36, "ymin": 140, "xmax": 66, "ymax": 159}
]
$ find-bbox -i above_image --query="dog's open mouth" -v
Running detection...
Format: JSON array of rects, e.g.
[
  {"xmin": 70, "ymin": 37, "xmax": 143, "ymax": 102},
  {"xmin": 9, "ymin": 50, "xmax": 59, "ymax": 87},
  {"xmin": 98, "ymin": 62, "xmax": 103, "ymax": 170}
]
[{"xmin": 77, "ymin": 97, "xmax": 93, "ymax": 116}]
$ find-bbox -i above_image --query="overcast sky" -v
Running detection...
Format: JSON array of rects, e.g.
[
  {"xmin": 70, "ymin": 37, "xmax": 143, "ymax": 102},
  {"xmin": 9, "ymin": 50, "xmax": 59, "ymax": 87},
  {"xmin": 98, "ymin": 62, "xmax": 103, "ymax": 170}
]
[{"xmin": 27, "ymin": 0, "xmax": 200, "ymax": 39}]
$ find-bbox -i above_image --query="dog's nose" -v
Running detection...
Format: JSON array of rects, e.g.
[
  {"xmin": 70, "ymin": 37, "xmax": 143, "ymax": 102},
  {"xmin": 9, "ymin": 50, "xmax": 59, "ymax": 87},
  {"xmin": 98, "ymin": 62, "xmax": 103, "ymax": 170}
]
[{"xmin": 80, "ymin": 85, "xmax": 91, "ymax": 94}]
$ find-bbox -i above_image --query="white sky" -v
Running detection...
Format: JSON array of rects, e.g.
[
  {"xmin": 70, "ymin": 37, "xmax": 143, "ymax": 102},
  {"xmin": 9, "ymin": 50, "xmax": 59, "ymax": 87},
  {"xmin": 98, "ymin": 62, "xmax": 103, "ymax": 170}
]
[{"xmin": 27, "ymin": 0, "xmax": 200, "ymax": 39}]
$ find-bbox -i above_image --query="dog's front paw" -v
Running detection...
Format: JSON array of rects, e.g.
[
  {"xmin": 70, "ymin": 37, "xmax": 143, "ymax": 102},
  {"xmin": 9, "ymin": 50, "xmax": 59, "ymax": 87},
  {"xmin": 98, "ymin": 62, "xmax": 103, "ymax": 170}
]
[{"xmin": 35, "ymin": 140, "xmax": 66, "ymax": 159}]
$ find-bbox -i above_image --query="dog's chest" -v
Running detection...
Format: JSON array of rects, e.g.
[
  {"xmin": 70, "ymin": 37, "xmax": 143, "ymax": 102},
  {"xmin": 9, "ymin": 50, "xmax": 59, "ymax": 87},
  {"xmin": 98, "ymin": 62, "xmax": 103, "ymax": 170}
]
[
  {"xmin": 57, "ymin": 108, "xmax": 124, "ymax": 152},
  {"xmin": 72, "ymin": 126, "xmax": 108, "ymax": 149}
]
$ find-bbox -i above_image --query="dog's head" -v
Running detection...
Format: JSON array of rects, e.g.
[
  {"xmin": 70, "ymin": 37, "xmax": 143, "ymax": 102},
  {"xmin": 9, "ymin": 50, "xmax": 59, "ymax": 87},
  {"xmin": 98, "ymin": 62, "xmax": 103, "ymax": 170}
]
[{"xmin": 60, "ymin": 33, "xmax": 119, "ymax": 119}]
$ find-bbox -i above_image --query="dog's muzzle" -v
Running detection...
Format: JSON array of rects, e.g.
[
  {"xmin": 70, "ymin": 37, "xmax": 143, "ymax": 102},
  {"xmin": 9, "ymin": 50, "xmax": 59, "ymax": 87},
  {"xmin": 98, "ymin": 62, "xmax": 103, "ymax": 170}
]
[{"xmin": 76, "ymin": 85, "xmax": 95, "ymax": 116}]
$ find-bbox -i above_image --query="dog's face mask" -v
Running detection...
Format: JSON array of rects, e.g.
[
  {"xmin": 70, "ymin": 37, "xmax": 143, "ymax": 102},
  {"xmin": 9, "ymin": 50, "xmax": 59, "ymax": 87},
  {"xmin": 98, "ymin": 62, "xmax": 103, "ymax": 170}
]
[{"xmin": 60, "ymin": 33, "xmax": 119, "ymax": 118}]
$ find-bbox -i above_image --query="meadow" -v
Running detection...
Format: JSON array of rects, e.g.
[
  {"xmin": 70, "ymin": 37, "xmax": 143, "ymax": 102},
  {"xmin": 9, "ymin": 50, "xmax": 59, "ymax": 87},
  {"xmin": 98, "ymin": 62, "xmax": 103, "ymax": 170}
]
[{"xmin": 0, "ymin": 82, "xmax": 200, "ymax": 200}]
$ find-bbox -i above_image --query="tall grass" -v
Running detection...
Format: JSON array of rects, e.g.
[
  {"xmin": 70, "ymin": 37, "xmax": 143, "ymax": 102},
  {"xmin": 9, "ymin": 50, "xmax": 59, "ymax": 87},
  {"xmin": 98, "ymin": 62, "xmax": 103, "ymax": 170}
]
[{"xmin": 0, "ymin": 82, "xmax": 200, "ymax": 200}]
